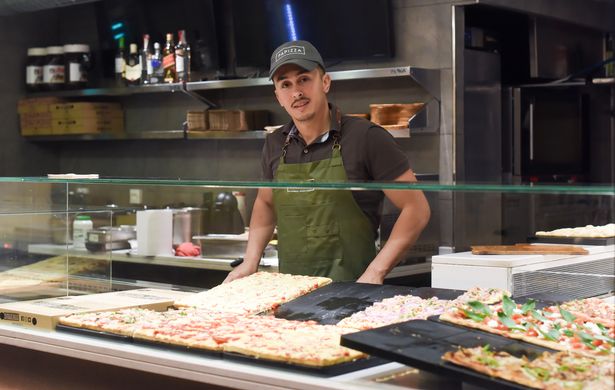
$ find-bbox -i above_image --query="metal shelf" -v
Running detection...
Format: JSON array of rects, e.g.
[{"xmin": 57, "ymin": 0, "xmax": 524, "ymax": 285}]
[
  {"xmin": 187, "ymin": 130, "xmax": 268, "ymax": 140},
  {"xmin": 187, "ymin": 66, "xmax": 441, "ymax": 97},
  {"xmin": 27, "ymin": 83, "xmax": 184, "ymax": 98},
  {"xmin": 24, "ymin": 130, "xmax": 271, "ymax": 141},
  {"xmin": 24, "ymin": 128, "xmax": 416, "ymax": 141},
  {"xmin": 516, "ymin": 77, "xmax": 615, "ymax": 88},
  {"xmin": 23, "ymin": 66, "xmax": 442, "ymax": 140},
  {"xmin": 25, "ymin": 67, "xmax": 442, "ymax": 98},
  {"xmin": 593, "ymin": 77, "xmax": 615, "ymax": 85},
  {"xmin": 24, "ymin": 130, "xmax": 185, "ymax": 141}
]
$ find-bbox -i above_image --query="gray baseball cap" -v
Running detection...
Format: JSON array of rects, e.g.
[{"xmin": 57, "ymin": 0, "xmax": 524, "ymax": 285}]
[{"xmin": 269, "ymin": 40, "xmax": 325, "ymax": 80}]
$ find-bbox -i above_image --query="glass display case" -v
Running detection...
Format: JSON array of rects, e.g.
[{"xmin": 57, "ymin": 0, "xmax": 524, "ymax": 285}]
[{"xmin": 0, "ymin": 177, "xmax": 612, "ymax": 389}]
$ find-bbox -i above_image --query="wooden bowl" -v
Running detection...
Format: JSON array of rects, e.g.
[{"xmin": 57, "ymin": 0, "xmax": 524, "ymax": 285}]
[{"xmin": 369, "ymin": 103, "xmax": 424, "ymax": 127}]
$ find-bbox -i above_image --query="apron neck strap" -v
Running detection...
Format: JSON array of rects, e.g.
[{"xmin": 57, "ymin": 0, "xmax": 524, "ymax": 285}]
[{"xmin": 281, "ymin": 106, "xmax": 343, "ymax": 160}]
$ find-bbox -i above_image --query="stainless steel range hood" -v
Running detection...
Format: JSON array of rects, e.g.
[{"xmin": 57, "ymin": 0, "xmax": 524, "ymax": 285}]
[{"xmin": 0, "ymin": 0, "xmax": 100, "ymax": 16}]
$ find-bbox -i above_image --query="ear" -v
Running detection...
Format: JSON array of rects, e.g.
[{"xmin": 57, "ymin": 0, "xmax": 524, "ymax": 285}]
[{"xmin": 322, "ymin": 73, "xmax": 331, "ymax": 93}]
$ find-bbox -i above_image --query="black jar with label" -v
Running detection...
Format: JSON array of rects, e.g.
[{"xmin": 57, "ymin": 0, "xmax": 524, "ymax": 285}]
[
  {"xmin": 43, "ymin": 46, "xmax": 65, "ymax": 90},
  {"xmin": 64, "ymin": 44, "xmax": 91, "ymax": 89},
  {"xmin": 26, "ymin": 47, "xmax": 47, "ymax": 92}
]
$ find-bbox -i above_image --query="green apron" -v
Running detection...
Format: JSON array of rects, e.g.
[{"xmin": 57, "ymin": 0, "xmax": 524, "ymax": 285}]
[{"xmin": 273, "ymin": 117, "xmax": 377, "ymax": 281}]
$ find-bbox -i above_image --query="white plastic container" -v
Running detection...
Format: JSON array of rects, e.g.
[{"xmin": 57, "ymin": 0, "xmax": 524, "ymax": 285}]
[{"xmin": 73, "ymin": 215, "xmax": 93, "ymax": 249}]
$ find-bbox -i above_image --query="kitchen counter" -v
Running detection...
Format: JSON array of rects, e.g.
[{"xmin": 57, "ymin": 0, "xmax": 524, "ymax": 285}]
[{"xmin": 0, "ymin": 322, "xmax": 422, "ymax": 390}]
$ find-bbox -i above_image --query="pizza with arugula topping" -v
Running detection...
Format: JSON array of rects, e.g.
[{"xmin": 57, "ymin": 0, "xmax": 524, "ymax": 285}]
[
  {"xmin": 440, "ymin": 296, "xmax": 614, "ymax": 358},
  {"xmin": 451, "ymin": 286, "xmax": 510, "ymax": 305},
  {"xmin": 557, "ymin": 298, "xmax": 615, "ymax": 328},
  {"xmin": 335, "ymin": 287, "xmax": 510, "ymax": 331},
  {"xmin": 443, "ymin": 345, "xmax": 614, "ymax": 390}
]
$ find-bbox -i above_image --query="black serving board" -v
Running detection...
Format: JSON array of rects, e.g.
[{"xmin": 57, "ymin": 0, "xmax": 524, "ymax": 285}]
[
  {"xmin": 132, "ymin": 337, "xmax": 223, "ymax": 358},
  {"xmin": 529, "ymin": 235, "xmax": 615, "ymax": 246},
  {"xmin": 56, "ymin": 324, "xmax": 133, "ymax": 343},
  {"xmin": 222, "ymin": 351, "xmax": 388, "ymax": 377},
  {"xmin": 275, "ymin": 284, "xmax": 467, "ymax": 325},
  {"xmin": 56, "ymin": 323, "xmax": 383, "ymax": 376},
  {"xmin": 409, "ymin": 287, "xmax": 466, "ymax": 300},
  {"xmin": 341, "ymin": 320, "xmax": 556, "ymax": 390},
  {"xmin": 275, "ymin": 283, "xmax": 468, "ymax": 325},
  {"xmin": 274, "ymin": 282, "xmax": 416, "ymax": 324},
  {"xmin": 513, "ymin": 293, "xmax": 574, "ymax": 307}
]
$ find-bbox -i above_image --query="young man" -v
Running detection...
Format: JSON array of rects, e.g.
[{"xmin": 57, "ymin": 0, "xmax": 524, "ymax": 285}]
[{"xmin": 225, "ymin": 40, "xmax": 430, "ymax": 284}]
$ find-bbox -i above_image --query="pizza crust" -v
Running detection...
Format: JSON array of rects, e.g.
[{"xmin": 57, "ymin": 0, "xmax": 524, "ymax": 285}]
[{"xmin": 536, "ymin": 223, "xmax": 615, "ymax": 238}]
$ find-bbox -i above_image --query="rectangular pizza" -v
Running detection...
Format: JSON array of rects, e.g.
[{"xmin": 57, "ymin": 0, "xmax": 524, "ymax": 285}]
[
  {"xmin": 443, "ymin": 345, "xmax": 614, "ymax": 389},
  {"xmin": 440, "ymin": 295, "xmax": 615, "ymax": 359},
  {"xmin": 173, "ymin": 272, "xmax": 331, "ymax": 314},
  {"xmin": 336, "ymin": 287, "xmax": 509, "ymax": 330}
]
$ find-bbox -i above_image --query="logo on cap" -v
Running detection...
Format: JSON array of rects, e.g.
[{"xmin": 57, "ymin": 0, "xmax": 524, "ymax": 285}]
[{"xmin": 275, "ymin": 45, "xmax": 306, "ymax": 63}]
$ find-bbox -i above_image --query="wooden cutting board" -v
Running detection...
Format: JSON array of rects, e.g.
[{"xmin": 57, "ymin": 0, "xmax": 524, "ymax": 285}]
[{"xmin": 471, "ymin": 244, "xmax": 588, "ymax": 255}]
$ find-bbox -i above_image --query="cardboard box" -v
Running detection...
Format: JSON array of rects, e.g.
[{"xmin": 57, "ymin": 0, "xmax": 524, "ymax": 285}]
[
  {"xmin": 51, "ymin": 114, "xmax": 124, "ymax": 135},
  {"xmin": 0, "ymin": 288, "xmax": 193, "ymax": 330},
  {"xmin": 19, "ymin": 100, "xmax": 123, "ymax": 136},
  {"xmin": 208, "ymin": 109, "xmax": 269, "ymax": 131},
  {"xmin": 186, "ymin": 110, "xmax": 208, "ymax": 131},
  {"xmin": 51, "ymin": 102, "xmax": 122, "ymax": 118},
  {"xmin": 17, "ymin": 97, "xmax": 64, "ymax": 115},
  {"xmin": 20, "ymin": 113, "xmax": 53, "ymax": 135}
]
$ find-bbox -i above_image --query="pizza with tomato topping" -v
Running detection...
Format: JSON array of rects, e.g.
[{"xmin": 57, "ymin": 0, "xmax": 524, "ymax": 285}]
[
  {"xmin": 60, "ymin": 307, "xmax": 364, "ymax": 366},
  {"xmin": 451, "ymin": 286, "xmax": 510, "ymax": 305},
  {"xmin": 59, "ymin": 307, "xmax": 164, "ymax": 336},
  {"xmin": 173, "ymin": 272, "xmax": 331, "ymax": 314},
  {"xmin": 223, "ymin": 316, "xmax": 364, "ymax": 366},
  {"xmin": 443, "ymin": 345, "xmax": 614, "ymax": 390},
  {"xmin": 334, "ymin": 287, "xmax": 509, "ymax": 331},
  {"xmin": 440, "ymin": 296, "xmax": 615, "ymax": 358},
  {"xmin": 556, "ymin": 298, "xmax": 615, "ymax": 328}
]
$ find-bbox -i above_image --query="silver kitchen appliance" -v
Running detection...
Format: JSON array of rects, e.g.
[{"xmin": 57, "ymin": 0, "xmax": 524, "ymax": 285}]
[{"xmin": 85, "ymin": 225, "xmax": 136, "ymax": 252}]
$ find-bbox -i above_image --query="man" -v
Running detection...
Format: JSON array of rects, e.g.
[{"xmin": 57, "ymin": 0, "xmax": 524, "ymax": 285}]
[{"xmin": 225, "ymin": 40, "xmax": 430, "ymax": 284}]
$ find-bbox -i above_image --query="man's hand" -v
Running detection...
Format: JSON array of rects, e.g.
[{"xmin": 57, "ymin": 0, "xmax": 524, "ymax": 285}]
[
  {"xmin": 224, "ymin": 188, "xmax": 276, "ymax": 284},
  {"xmin": 223, "ymin": 260, "xmax": 259, "ymax": 283},
  {"xmin": 356, "ymin": 268, "xmax": 385, "ymax": 284},
  {"xmin": 360, "ymin": 169, "xmax": 430, "ymax": 282}
]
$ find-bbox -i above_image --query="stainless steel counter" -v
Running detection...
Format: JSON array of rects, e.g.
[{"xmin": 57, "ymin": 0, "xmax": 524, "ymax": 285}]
[{"xmin": 0, "ymin": 323, "xmax": 413, "ymax": 390}]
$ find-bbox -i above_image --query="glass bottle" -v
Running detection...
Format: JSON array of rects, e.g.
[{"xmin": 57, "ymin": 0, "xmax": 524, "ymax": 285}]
[
  {"xmin": 162, "ymin": 33, "xmax": 176, "ymax": 83},
  {"xmin": 141, "ymin": 34, "xmax": 152, "ymax": 84},
  {"xmin": 175, "ymin": 30, "xmax": 191, "ymax": 83},
  {"xmin": 150, "ymin": 42, "xmax": 163, "ymax": 84},
  {"xmin": 124, "ymin": 43, "xmax": 142, "ymax": 86},
  {"xmin": 114, "ymin": 37, "xmax": 126, "ymax": 86},
  {"xmin": 26, "ymin": 47, "xmax": 47, "ymax": 92},
  {"xmin": 43, "ymin": 46, "xmax": 65, "ymax": 90}
]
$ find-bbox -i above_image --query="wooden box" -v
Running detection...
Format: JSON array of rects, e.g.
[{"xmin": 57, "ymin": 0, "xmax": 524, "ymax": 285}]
[
  {"xmin": 0, "ymin": 288, "xmax": 192, "ymax": 330},
  {"xmin": 369, "ymin": 103, "xmax": 424, "ymax": 129},
  {"xmin": 51, "ymin": 113, "xmax": 124, "ymax": 135},
  {"xmin": 208, "ymin": 109, "xmax": 269, "ymax": 131}
]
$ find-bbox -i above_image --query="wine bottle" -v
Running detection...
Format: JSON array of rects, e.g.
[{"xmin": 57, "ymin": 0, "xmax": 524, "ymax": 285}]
[
  {"xmin": 162, "ymin": 33, "xmax": 176, "ymax": 83},
  {"xmin": 150, "ymin": 42, "xmax": 163, "ymax": 84},
  {"xmin": 175, "ymin": 30, "xmax": 191, "ymax": 83},
  {"xmin": 141, "ymin": 34, "xmax": 152, "ymax": 84},
  {"xmin": 114, "ymin": 37, "xmax": 125, "ymax": 86},
  {"xmin": 124, "ymin": 43, "xmax": 142, "ymax": 86}
]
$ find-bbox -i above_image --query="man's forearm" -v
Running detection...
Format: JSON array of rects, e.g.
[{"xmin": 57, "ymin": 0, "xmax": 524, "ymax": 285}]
[
  {"xmin": 243, "ymin": 196, "xmax": 276, "ymax": 268},
  {"xmin": 359, "ymin": 174, "xmax": 431, "ymax": 283},
  {"xmin": 366, "ymin": 204, "xmax": 429, "ymax": 278}
]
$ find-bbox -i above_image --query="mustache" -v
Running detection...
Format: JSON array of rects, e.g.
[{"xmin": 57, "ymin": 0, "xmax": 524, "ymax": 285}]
[{"xmin": 291, "ymin": 98, "xmax": 309, "ymax": 107}]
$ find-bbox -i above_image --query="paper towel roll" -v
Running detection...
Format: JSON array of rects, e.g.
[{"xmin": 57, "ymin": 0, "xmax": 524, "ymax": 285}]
[{"xmin": 137, "ymin": 209, "xmax": 173, "ymax": 256}]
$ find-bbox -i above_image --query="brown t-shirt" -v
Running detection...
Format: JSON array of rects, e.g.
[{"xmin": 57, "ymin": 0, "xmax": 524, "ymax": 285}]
[{"xmin": 261, "ymin": 105, "xmax": 410, "ymax": 237}]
